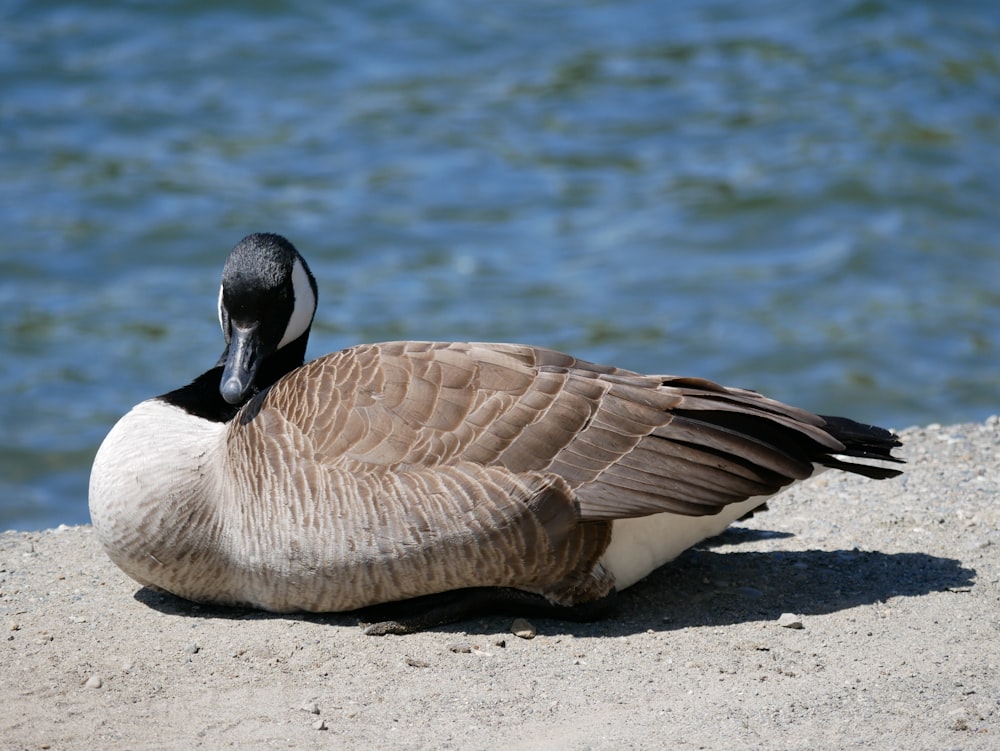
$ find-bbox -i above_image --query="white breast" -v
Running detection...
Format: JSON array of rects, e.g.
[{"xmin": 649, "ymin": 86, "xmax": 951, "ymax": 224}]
[{"xmin": 88, "ymin": 400, "xmax": 227, "ymax": 590}]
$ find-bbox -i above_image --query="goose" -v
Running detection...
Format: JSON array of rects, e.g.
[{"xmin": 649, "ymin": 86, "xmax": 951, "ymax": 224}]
[{"xmin": 89, "ymin": 232, "xmax": 904, "ymax": 633}]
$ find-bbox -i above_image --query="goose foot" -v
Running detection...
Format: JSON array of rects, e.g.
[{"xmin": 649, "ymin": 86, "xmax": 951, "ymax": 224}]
[{"xmin": 357, "ymin": 587, "xmax": 618, "ymax": 636}]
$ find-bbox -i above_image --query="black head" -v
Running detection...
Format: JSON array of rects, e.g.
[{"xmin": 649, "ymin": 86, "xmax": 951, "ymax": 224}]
[{"xmin": 216, "ymin": 233, "xmax": 318, "ymax": 405}]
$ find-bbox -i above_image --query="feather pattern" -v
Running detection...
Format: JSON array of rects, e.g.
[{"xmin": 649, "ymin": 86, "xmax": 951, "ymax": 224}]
[{"xmin": 246, "ymin": 340, "xmax": 878, "ymax": 521}]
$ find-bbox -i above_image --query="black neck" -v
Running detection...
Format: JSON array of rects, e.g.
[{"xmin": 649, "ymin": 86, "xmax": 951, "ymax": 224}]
[{"xmin": 160, "ymin": 331, "xmax": 310, "ymax": 422}]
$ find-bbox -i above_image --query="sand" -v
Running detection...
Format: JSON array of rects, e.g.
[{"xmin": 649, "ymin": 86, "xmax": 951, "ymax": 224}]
[{"xmin": 2, "ymin": 419, "xmax": 998, "ymax": 750}]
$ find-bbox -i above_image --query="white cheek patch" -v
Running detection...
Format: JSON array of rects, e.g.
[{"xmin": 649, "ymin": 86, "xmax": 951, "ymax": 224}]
[
  {"xmin": 217, "ymin": 284, "xmax": 228, "ymax": 342},
  {"xmin": 278, "ymin": 257, "xmax": 316, "ymax": 349}
]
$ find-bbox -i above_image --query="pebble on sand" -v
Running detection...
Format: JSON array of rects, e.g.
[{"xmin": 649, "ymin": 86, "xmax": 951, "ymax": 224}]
[
  {"xmin": 511, "ymin": 618, "xmax": 536, "ymax": 639},
  {"xmin": 778, "ymin": 613, "xmax": 804, "ymax": 629},
  {"xmin": 84, "ymin": 675, "xmax": 103, "ymax": 689}
]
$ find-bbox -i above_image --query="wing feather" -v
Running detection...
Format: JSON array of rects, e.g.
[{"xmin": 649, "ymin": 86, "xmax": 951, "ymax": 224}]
[{"xmin": 249, "ymin": 341, "xmax": 898, "ymax": 527}]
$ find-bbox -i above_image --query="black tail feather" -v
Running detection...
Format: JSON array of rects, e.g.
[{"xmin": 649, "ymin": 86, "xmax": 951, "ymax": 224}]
[{"xmin": 818, "ymin": 414, "xmax": 905, "ymax": 478}]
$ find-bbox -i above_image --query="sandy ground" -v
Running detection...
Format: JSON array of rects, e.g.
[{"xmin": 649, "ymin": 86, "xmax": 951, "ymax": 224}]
[{"xmin": 2, "ymin": 419, "xmax": 998, "ymax": 750}]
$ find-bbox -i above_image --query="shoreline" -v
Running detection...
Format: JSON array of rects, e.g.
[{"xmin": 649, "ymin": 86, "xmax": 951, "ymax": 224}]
[{"xmin": 3, "ymin": 419, "xmax": 998, "ymax": 750}]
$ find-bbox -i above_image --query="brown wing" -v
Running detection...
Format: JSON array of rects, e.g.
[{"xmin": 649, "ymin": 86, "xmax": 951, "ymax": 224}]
[
  {"xmin": 227, "ymin": 399, "xmax": 613, "ymax": 608},
  {"xmin": 242, "ymin": 341, "xmax": 879, "ymax": 522}
]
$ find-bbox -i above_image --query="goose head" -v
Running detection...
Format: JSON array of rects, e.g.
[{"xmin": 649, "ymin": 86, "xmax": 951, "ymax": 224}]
[{"xmin": 216, "ymin": 233, "xmax": 318, "ymax": 405}]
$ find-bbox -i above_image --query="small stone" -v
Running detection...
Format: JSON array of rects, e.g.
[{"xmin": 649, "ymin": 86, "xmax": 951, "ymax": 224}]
[
  {"xmin": 185, "ymin": 643, "xmax": 201, "ymax": 655},
  {"xmin": 250, "ymin": 644, "xmax": 275, "ymax": 661},
  {"xmin": 85, "ymin": 674, "xmax": 103, "ymax": 689},
  {"xmin": 778, "ymin": 613, "xmax": 804, "ymax": 629},
  {"xmin": 448, "ymin": 642, "xmax": 473, "ymax": 654},
  {"xmin": 405, "ymin": 656, "xmax": 430, "ymax": 668},
  {"xmin": 493, "ymin": 638, "xmax": 507, "ymax": 648},
  {"xmin": 300, "ymin": 701, "xmax": 320, "ymax": 715},
  {"xmin": 511, "ymin": 618, "xmax": 536, "ymax": 639},
  {"xmin": 312, "ymin": 719, "xmax": 328, "ymax": 731}
]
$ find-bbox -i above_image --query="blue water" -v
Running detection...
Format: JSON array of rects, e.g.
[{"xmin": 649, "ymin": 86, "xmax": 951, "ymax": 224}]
[{"xmin": 2, "ymin": 0, "xmax": 998, "ymax": 531}]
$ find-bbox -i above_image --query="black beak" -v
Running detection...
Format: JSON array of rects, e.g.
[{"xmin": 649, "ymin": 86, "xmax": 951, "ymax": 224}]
[{"xmin": 220, "ymin": 322, "xmax": 262, "ymax": 405}]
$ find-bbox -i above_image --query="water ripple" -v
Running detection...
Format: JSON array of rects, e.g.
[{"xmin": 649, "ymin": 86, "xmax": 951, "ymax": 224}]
[{"xmin": 1, "ymin": 0, "xmax": 997, "ymax": 529}]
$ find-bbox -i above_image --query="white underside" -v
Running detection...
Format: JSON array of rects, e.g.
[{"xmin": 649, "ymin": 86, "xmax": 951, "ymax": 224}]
[{"xmin": 600, "ymin": 496, "xmax": 769, "ymax": 590}]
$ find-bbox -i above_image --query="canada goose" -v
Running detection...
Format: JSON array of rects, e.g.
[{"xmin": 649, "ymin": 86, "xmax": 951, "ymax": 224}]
[{"xmin": 89, "ymin": 233, "xmax": 903, "ymax": 633}]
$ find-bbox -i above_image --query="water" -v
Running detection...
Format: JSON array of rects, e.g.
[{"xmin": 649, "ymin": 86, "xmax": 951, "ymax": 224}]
[{"xmin": 2, "ymin": 0, "xmax": 998, "ymax": 531}]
